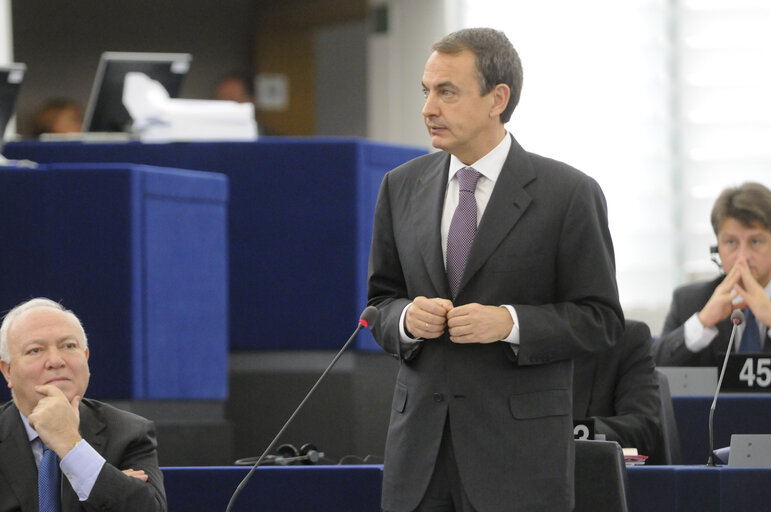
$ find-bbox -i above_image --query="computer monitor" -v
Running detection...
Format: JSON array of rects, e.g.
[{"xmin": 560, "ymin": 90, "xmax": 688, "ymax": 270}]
[
  {"xmin": 0, "ymin": 63, "xmax": 26, "ymax": 142},
  {"xmin": 83, "ymin": 52, "xmax": 192, "ymax": 133}
]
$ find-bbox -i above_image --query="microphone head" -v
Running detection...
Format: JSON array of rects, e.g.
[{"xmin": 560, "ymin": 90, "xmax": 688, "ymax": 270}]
[
  {"xmin": 731, "ymin": 309, "xmax": 745, "ymax": 325},
  {"xmin": 359, "ymin": 306, "xmax": 379, "ymax": 328}
]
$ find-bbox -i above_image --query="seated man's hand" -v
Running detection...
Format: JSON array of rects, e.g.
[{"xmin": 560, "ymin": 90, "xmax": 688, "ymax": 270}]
[
  {"xmin": 122, "ymin": 468, "xmax": 149, "ymax": 482},
  {"xmin": 699, "ymin": 265, "xmax": 742, "ymax": 328},
  {"xmin": 28, "ymin": 385, "xmax": 83, "ymax": 458},
  {"xmin": 735, "ymin": 260, "xmax": 771, "ymax": 326}
]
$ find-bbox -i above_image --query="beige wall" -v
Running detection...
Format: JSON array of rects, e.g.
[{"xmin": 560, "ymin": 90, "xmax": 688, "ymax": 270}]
[
  {"xmin": 253, "ymin": 0, "xmax": 367, "ymax": 136},
  {"xmin": 367, "ymin": 0, "xmax": 459, "ymax": 148}
]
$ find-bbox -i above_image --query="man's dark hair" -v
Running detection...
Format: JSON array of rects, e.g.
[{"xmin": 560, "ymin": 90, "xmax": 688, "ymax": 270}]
[
  {"xmin": 432, "ymin": 27, "xmax": 523, "ymax": 123},
  {"xmin": 711, "ymin": 182, "xmax": 771, "ymax": 234}
]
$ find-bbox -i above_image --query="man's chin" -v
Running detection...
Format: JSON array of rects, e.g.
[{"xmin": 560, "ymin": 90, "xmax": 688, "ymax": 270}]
[
  {"xmin": 429, "ymin": 136, "xmax": 451, "ymax": 152},
  {"xmin": 45, "ymin": 380, "xmax": 78, "ymax": 398}
]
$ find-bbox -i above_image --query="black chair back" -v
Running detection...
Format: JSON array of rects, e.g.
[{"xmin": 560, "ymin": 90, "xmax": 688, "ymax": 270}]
[
  {"xmin": 651, "ymin": 369, "xmax": 683, "ymax": 465},
  {"xmin": 574, "ymin": 439, "xmax": 630, "ymax": 512}
]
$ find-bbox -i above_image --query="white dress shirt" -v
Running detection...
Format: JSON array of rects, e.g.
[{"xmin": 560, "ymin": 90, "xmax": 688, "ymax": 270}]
[{"xmin": 399, "ymin": 133, "xmax": 520, "ymax": 345}]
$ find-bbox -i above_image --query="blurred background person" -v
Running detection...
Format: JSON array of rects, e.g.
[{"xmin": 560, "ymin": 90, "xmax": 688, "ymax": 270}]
[
  {"xmin": 214, "ymin": 73, "xmax": 254, "ymax": 104},
  {"xmin": 214, "ymin": 73, "xmax": 268, "ymax": 135},
  {"xmin": 31, "ymin": 97, "xmax": 83, "ymax": 137}
]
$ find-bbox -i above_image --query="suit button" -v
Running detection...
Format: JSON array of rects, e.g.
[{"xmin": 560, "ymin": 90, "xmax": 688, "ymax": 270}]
[{"xmin": 433, "ymin": 393, "xmax": 443, "ymax": 403}]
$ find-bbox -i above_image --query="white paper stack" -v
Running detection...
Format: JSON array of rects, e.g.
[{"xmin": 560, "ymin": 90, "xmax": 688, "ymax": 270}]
[{"xmin": 123, "ymin": 72, "xmax": 258, "ymax": 142}]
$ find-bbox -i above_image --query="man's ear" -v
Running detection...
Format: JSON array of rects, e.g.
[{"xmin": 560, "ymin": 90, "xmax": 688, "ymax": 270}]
[
  {"xmin": 490, "ymin": 83, "xmax": 511, "ymax": 119},
  {"xmin": 0, "ymin": 360, "xmax": 12, "ymax": 390}
]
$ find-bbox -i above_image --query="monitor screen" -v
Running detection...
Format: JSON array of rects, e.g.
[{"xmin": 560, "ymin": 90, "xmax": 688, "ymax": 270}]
[
  {"xmin": 0, "ymin": 63, "xmax": 26, "ymax": 141},
  {"xmin": 83, "ymin": 52, "xmax": 192, "ymax": 133}
]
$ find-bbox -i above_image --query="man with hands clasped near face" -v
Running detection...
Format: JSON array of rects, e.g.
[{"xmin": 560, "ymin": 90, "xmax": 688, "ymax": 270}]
[
  {"xmin": 368, "ymin": 28, "xmax": 623, "ymax": 512},
  {"xmin": 0, "ymin": 298, "xmax": 166, "ymax": 512},
  {"xmin": 653, "ymin": 182, "xmax": 771, "ymax": 366}
]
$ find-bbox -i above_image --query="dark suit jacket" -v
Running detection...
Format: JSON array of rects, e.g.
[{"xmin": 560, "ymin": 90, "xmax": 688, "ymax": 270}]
[
  {"xmin": 651, "ymin": 276, "xmax": 733, "ymax": 366},
  {"xmin": 0, "ymin": 399, "xmax": 166, "ymax": 512},
  {"xmin": 368, "ymin": 136, "xmax": 623, "ymax": 512},
  {"xmin": 573, "ymin": 320, "xmax": 661, "ymax": 459}
]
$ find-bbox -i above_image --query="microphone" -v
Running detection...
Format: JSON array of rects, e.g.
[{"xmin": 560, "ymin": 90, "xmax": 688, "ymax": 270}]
[
  {"xmin": 224, "ymin": 306, "xmax": 379, "ymax": 512},
  {"xmin": 707, "ymin": 308, "xmax": 744, "ymax": 466}
]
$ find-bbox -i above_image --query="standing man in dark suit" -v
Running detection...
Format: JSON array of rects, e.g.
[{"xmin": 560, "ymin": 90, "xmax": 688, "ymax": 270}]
[
  {"xmin": 652, "ymin": 182, "xmax": 771, "ymax": 366},
  {"xmin": 573, "ymin": 320, "xmax": 661, "ymax": 459},
  {"xmin": 0, "ymin": 298, "xmax": 166, "ymax": 512},
  {"xmin": 367, "ymin": 28, "xmax": 623, "ymax": 512}
]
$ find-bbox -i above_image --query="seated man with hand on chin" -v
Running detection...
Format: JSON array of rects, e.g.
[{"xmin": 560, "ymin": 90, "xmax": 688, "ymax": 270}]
[{"xmin": 0, "ymin": 297, "xmax": 167, "ymax": 511}]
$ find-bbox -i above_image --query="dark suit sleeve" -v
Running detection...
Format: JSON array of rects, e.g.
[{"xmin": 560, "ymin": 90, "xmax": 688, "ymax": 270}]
[
  {"xmin": 84, "ymin": 417, "xmax": 166, "ymax": 512},
  {"xmin": 515, "ymin": 176, "xmax": 623, "ymax": 364},
  {"xmin": 367, "ymin": 171, "xmax": 417, "ymax": 360},
  {"xmin": 592, "ymin": 322, "xmax": 661, "ymax": 456}
]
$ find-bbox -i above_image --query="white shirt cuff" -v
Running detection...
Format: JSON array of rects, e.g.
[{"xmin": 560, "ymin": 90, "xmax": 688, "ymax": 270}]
[
  {"xmin": 500, "ymin": 305, "xmax": 520, "ymax": 345},
  {"xmin": 684, "ymin": 312, "xmax": 718, "ymax": 353},
  {"xmin": 60, "ymin": 439, "xmax": 106, "ymax": 501}
]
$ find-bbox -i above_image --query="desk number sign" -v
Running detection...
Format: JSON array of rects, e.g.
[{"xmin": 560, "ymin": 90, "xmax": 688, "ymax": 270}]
[
  {"xmin": 724, "ymin": 355, "xmax": 771, "ymax": 392},
  {"xmin": 573, "ymin": 418, "xmax": 596, "ymax": 440}
]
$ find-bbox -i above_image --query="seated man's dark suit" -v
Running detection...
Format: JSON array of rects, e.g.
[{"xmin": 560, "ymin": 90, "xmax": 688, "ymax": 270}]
[
  {"xmin": 0, "ymin": 398, "xmax": 166, "ymax": 512},
  {"xmin": 573, "ymin": 319, "xmax": 661, "ymax": 459},
  {"xmin": 651, "ymin": 276, "xmax": 731, "ymax": 366}
]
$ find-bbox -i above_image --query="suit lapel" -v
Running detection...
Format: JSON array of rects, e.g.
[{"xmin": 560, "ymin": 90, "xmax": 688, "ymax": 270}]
[
  {"xmin": 0, "ymin": 403, "xmax": 39, "ymax": 511},
  {"xmin": 413, "ymin": 153, "xmax": 452, "ymax": 297},
  {"xmin": 459, "ymin": 137, "xmax": 535, "ymax": 295},
  {"xmin": 78, "ymin": 401, "xmax": 107, "ymax": 454}
]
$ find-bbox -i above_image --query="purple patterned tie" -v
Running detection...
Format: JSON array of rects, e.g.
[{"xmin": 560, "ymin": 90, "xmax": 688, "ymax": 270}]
[{"xmin": 447, "ymin": 167, "xmax": 482, "ymax": 298}]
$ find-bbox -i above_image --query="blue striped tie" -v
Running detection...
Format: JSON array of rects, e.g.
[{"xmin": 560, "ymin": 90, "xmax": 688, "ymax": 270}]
[{"xmin": 38, "ymin": 443, "xmax": 60, "ymax": 512}]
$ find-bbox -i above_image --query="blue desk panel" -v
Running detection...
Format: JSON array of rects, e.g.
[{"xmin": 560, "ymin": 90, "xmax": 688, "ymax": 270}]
[
  {"xmin": 672, "ymin": 394, "xmax": 771, "ymax": 465},
  {"xmin": 161, "ymin": 465, "xmax": 770, "ymax": 512},
  {"xmin": 162, "ymin": 465, "xmax": 383, "ymax": 512},
  {"xmin": 4, "ymin": 139, "xmax": 427, "ymax": 351},
  {"xmin": 627, "ymin": 465, "xmax": 771, "ymax": 512},
  {"xmin": 0, "ymin": 163, "xmax": 228, "ymax": 400}
]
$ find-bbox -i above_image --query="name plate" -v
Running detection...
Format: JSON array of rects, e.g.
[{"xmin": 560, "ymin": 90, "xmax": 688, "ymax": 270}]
[
  {"xmin": 573, "ymin": 418, "xmax": 596, "ymax": 440},
  {"xmin": 723, "ymin": 355, "xmax": 771, "ymax": 392}
]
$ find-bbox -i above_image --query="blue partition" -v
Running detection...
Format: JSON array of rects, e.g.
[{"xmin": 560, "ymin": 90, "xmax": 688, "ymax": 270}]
[
  {"xmin": 0, "ymin": 163, "xmax": 228, "ymax": 400},
  {"xmin": 162, "ymin": 465, "xmax": 383, "ymax": 512},
  {"xmin": 4, "ymin": 138, "xmax": 427, "ymax": 351},
  {"xmin": 161, "ymin": 464, "xmax": 771, "ymax": 512},
  {"xmin": 628, "ymin": 465, "xmax": 771, "ymax": 512},
  {"xmin": 672, "ymin": 394, "xmax": 771, "ymax": 465}
]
